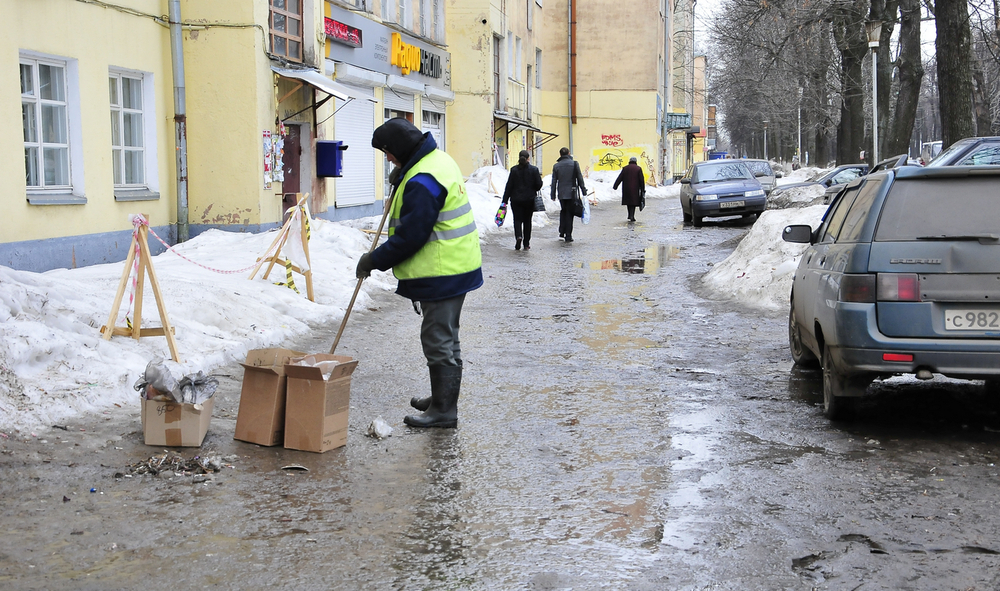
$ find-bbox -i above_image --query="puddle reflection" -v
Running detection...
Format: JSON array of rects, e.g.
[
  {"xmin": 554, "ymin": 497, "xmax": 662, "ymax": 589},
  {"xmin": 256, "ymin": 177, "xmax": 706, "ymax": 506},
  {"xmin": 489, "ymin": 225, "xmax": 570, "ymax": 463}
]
[{"xmin": 586, "ymin": 244, "xmax": 680, "ymax": 275}]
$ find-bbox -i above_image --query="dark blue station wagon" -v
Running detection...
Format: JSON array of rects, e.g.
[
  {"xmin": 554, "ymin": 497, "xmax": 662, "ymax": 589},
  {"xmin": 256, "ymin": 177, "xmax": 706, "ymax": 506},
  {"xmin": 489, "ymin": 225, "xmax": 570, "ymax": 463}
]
[{"xmin": 782, "ymin": 166, "xmax": 1000, "ymax": 419}]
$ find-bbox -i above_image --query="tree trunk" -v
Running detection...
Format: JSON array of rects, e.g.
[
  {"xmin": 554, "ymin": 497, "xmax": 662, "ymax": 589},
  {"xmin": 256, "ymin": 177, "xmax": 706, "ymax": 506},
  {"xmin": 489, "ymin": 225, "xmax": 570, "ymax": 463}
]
[
  {"xmin": 833, "ymin": 3, "xmax": 869, "ymax": 165},
  {"xmin": 885, "ymin": 0, "xmax": 924, "ymax": 156},
  {"xmin": 935, "ymin": 0, "xmax": 975, "ymax": 148}
]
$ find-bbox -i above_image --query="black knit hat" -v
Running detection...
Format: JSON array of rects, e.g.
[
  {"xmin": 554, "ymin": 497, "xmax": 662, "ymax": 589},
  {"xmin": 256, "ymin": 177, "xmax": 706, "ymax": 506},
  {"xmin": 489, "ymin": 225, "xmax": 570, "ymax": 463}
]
[{"xmin": 371, "ymin": 118, "xmax": 426, "ymax": 164}]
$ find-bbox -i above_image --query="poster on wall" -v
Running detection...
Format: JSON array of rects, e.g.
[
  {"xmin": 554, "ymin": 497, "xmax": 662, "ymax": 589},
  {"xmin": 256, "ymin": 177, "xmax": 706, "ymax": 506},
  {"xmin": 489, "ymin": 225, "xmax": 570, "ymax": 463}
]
[{"xmin": 263, "ymin": 130, "xmax": 274, "ymax": 189}]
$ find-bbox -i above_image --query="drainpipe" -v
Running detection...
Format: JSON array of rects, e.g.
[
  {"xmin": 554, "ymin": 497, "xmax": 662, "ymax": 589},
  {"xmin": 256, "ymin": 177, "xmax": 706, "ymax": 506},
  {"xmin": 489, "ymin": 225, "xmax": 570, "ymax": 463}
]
[
  {"xmin": 169, "ymin": 0, "xmax": 189, "ymax": 243},
  {"xmin": 567, "ymin": 0, "xmax": 575, "ymax": 153}
]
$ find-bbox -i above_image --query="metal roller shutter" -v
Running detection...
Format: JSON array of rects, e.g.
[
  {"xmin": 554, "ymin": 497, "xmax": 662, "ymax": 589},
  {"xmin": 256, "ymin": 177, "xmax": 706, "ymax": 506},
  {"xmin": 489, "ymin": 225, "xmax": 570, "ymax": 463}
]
[
  {"xmin": 334, "ymin": 87, "xmax": 376, "ymax": 207},
  {"xmin": 383, "ymin": 88, "xmax": 414, "ymax": 113}
]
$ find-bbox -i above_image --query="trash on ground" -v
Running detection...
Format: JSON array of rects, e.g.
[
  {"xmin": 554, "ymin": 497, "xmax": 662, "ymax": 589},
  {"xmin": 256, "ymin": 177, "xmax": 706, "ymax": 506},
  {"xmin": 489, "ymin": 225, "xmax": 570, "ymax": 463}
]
[
  {"xmin": 134, "ymin": 360, "xmax": 219, "ymax": 405},
  {"xmin": 366, "ymin": 416, "xmax": 393, "ymax": 439},
  {"xmin": 120, "ymin": 451, "xmax": 226, "ymax": 477}
]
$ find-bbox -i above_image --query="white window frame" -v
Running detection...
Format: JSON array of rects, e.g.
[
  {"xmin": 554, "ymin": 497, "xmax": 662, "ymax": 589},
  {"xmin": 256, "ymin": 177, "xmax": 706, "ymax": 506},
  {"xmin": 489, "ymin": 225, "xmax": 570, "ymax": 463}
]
[
  {"xmin": 433, "ymin": 0, "xmax": 444, "ymax": 42},
  {"xmin": 516, "ymin": 37, "xmax": 523, "ymax": 82},
  {"xmin": 381, "ymin": 0, "xmax": 396, "ymax": 22},
  {"xmin": 535, "ymin": 48, "xmax": 542, "ymax": 88},
  {"xmin": 507, "ymin": 32, "xmax": 514, "ymax": 78},
  {"xmin": 527, "ymin": 0, "xmax": 533, "ymax": 30},
  {"xmin": 109, "ymin": 68, "xmax": 160, "ymax": 201},
  {"xmin": 21, "ymin": 52, "xmax": 85, "ymax": 205},
  {"xmin": 397, "ymin": 0, "xmax": 411, "ymax": 28}
]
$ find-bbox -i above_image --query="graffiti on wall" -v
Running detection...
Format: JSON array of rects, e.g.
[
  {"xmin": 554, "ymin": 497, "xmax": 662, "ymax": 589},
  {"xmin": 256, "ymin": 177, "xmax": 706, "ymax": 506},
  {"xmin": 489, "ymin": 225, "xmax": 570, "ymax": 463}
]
[
  {"xmin": 600, "ymin": 134, "xmax": 624, "ymax": 147},
  {"xmin": 592, "ymin": 144, "xmax": 654, "ymax": 179}
]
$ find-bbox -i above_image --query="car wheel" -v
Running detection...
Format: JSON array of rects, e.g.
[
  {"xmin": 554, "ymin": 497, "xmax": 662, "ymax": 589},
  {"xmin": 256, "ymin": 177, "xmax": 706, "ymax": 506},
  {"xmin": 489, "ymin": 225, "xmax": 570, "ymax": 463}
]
[
  {"xmin": 742, "ymin": 213, "xmax": 758, "ymax": 222},
  {"xmin": 788, "ymin": 306, "xmax": 818, "ymax": 367},
  {"xmin": 692, "ymin": 215, "xmax": 703, "ymax": 227},
  {"xmin": 683, "ymin": 211, "xmax": 692, "ymax": 223},
  {"xmin": 822, "ymin": 345, "xmax": 864, "ymax": 420}
]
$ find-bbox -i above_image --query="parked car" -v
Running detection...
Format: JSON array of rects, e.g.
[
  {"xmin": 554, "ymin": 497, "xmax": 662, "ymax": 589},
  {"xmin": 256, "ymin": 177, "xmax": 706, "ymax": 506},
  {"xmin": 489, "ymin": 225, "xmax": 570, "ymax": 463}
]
[
  {"xmin": 925, "ymin": 136, "xmax": 1000, "ymax": 167},
  {"xmin": 768, "ymin": 163, "xmax": 869, "ymax": 202},
  {"xmin": 782, "ymin": 165, "xmax": 1000, "ymax": 420},
  {"xmin": 679, "ymin": 160, "xmax": 766, "ymax": 227},
  {"xmin": 919, "ymin": 140, "xmax": 942, "ymax": 165},
  {"xmin": 739, "ymin": 159, "xmax": 782, "ymax": 194}
]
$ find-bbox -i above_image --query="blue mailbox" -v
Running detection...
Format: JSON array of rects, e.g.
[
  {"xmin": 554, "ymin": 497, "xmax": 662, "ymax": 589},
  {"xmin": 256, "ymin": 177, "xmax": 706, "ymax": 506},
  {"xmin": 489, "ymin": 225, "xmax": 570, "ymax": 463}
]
[{"xmin": 316, "ymin": 140, "xmax": 348, "ymax": 177}]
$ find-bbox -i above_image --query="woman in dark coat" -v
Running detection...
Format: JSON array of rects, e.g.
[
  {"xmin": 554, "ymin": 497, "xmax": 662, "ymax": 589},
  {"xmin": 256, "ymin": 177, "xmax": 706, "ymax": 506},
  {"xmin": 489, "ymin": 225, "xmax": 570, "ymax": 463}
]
[
  {"xmin": 613, "ymin": 156, "xmax": 646, "ymax": 222},
  {"xmin": 502, "ymin": 150, "xmax": 544, "ymax": 250}
]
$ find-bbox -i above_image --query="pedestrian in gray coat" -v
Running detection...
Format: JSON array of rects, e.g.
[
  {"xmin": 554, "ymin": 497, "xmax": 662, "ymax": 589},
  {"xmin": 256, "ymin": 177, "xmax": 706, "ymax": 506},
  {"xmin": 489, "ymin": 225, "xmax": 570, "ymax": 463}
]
[{"xmin": 550, "ymin": 147, "xmax": 587, "ymax": 242}]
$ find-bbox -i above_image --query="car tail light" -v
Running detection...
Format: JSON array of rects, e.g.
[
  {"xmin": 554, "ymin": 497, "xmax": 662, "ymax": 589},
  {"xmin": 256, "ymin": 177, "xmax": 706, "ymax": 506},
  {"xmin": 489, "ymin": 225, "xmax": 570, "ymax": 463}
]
[
  {"xmin": 883, "ymin": 353, "xmax": 914, "ymax": 362},
  {"xmin": 839, "ymin": 274, "xmax": 876, "ymax": 302},
  {"xmin": 877, "ymin": 273, "xmax": 921, "ymax": 301}
]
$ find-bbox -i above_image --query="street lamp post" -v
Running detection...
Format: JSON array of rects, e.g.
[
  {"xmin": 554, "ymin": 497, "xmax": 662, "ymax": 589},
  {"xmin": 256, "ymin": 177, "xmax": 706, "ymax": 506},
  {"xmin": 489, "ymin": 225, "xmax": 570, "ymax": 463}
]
[
  {"xmin": 797, "ymin": 88, "xmax": 803, "ymax": 167},
  {"xmin": 865, "ymin": 20, "xmax": 882, "ymax": 165},
  {"xmin": 763, "ymin": 120, "xmax": 768, "ymax": 161}
]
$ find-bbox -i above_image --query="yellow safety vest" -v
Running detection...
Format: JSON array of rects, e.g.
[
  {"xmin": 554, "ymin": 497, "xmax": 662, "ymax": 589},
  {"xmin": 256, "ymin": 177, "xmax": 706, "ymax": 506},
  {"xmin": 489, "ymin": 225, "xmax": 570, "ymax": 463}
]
[{"xmin": 388, "ymin": 150, "xmax": 482, "ymax": 280}]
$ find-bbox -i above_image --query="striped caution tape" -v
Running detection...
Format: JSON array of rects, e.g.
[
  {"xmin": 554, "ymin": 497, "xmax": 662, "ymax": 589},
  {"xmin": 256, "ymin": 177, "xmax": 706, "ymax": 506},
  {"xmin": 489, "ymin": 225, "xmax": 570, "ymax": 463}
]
[
  {"xmin": 273, "ymin": 258, "xmax": 300, "ymax": 293},
  {"xmin": 145, "ymin": 225, "xmax": 279, "ymax": 275}
]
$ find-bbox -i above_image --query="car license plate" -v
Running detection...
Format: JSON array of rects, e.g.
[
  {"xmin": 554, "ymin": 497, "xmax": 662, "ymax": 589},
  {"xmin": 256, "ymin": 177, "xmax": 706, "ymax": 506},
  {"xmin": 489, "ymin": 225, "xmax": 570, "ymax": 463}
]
[
  {"xmin": 719, "ymin": 200, "xmax": 744, "ymax": 209},
  {"xmin": 944, "ymin": 308, "xmax": 1000, "ymax": 330}
]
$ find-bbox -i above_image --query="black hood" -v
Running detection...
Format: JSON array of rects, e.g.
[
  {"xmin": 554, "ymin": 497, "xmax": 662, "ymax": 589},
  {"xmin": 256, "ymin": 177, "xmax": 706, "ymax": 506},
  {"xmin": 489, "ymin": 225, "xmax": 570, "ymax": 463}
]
[{"xmin": 371, "ymin": 118, "xmax": 426, "ymax": 165}]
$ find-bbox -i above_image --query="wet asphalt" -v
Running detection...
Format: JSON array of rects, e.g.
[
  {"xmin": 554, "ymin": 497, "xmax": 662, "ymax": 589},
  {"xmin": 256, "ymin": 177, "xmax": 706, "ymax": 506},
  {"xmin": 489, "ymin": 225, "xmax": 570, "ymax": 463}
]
[{"xmin": 3, "ymin": 196, "xmax": 1000, "ymax": 590}]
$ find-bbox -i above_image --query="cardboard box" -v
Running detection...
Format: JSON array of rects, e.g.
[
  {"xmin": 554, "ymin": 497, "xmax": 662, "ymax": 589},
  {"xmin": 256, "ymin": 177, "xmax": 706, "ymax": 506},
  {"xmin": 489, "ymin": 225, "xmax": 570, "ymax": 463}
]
[
  {"xmin": 234, "ymin": 348, "xmax": 306, "ymax": 446},
  {"xmin": 141, "ymin": 397, "xmax": 214, "ymax": 447},
  {"xmin": 284, "ymin": 354, "xmax": 358, "ymax": 453}
]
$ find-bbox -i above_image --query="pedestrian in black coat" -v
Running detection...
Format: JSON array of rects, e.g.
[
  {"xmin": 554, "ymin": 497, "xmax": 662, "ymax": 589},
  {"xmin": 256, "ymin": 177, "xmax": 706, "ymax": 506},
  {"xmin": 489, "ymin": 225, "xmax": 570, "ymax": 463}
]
[
  {"xmin": 502, "ymin": 150, "xmax": 544, "ymax": 250},
  {"xmin": 550, "ymin": 147, "xmax": 588, "ymax": 242},
  {"xmin": 613, "ymin": 156, "xmax": 646, "ymax": 222}
]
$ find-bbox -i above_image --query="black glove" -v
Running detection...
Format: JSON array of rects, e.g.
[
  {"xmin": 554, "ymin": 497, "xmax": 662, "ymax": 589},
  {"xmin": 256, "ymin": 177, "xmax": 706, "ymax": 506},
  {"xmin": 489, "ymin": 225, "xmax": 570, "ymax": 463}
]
[
  {"xmin": 412, "ymin": 301, "xmax": 422, "ymax": 316},
  {"xmin": 356, "ymin": 252, "xmax": 375, "ymax": 279}
]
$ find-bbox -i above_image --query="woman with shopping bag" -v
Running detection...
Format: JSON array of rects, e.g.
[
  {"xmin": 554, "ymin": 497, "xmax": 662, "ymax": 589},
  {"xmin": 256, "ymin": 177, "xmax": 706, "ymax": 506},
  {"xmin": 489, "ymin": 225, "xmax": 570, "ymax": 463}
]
[{"xmin": 501, "ymin": 150, "xmax": 544, "ymax": 250}]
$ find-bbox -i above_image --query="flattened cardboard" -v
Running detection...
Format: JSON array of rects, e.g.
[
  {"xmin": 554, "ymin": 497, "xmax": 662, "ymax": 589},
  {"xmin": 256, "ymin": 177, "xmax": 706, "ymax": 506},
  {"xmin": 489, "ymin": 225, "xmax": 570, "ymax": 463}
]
[
  {"xmin": 234, "ymin": 348, "xmax": 306, "ymax": 446},
  {"xmin": 141, "ymin": 397, "xmax": 214, "ymax": 447},
  {"xmin": 284, "ymin": 354, "xmax": 358, "ymax": 453}
]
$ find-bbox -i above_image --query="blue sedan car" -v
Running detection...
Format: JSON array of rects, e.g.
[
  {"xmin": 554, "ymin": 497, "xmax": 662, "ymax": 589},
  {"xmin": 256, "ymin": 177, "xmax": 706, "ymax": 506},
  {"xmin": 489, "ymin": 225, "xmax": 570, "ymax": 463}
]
[{"xmin": 679, "ymin": 160, "xmax": 766, "ymax": 227}]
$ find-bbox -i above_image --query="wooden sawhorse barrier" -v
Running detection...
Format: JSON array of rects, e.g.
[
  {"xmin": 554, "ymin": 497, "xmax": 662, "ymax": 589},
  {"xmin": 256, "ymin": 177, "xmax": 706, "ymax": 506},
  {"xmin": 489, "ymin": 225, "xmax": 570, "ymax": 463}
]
[
  {"xmin": 249, "ymin": 193, "xmax": 315, "ymax": 302},
  {"xmin": 100, "ymin": 214, "xmax": 180, "ymax": 362}
]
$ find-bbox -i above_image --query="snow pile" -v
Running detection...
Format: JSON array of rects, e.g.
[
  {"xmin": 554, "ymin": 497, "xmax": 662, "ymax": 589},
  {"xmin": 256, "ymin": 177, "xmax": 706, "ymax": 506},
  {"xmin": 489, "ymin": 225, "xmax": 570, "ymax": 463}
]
[
  {"xmin": 701, "ymin": 205, "xmax": 827, "ymax": 311},
  {"xmin": 0, "ymin": 165, "xmax": 539, "ymax": 430},
  {"xmin": 767, "ymin": 183, "xmax": 826, "ymax": 209}
]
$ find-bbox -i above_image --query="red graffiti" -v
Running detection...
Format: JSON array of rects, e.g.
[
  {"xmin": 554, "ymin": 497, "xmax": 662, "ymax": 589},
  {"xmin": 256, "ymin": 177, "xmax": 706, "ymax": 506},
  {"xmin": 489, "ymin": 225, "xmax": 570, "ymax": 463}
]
[{"xmin": 601, "ymin": 134, "xmax": 624, "ymax": 147}]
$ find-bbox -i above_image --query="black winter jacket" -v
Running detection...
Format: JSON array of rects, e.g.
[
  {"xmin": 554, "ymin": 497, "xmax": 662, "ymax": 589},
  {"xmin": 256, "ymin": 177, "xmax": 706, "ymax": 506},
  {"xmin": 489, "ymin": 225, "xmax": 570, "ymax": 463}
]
[{"xmin": 502, "ymin": 163, "xmax": 544, "ymax": 205}]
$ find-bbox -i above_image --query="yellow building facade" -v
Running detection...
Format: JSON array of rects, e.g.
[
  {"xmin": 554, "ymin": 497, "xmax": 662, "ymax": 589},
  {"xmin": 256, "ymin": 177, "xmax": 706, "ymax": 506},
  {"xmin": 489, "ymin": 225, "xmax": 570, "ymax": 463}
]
[{"xmin": 536, "ymin": 0, "xmax": 672, "ymax": 184}]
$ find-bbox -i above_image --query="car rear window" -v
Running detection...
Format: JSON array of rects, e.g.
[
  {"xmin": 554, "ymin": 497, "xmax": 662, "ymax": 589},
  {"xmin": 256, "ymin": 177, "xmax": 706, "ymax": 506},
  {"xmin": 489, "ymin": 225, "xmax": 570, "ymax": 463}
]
[
  {"xmin": 874, "ymin": 177, "xmax": 1000, "ymax": 240},
  {"xmin": 743, "ymin": 161, "xmax": 773, "ymax": 176}
]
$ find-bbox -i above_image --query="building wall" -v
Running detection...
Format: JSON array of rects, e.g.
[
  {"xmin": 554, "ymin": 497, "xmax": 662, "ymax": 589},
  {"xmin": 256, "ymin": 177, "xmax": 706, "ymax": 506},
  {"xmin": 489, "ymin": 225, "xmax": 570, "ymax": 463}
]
[
  {"xmin": 444, "ymin": 0, "xmax": 495, "ymax": 174},
  {"xmin": 182, "ymin": 1, "xmax": 280, "ymax": 233},
  {"xmin": 536, "ymin": 0, "xmax": 664, "ymax": 183},
  {"xmin": 1, "ymin": 0, "xmax": 176, "ymax": 271}
]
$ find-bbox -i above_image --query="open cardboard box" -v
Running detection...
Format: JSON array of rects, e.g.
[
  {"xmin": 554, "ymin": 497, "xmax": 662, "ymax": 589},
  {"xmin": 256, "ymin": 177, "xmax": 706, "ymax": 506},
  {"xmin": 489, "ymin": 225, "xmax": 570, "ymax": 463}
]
[
  {"xmin": 283, "ymin": 354, "xmax": 358, "ymax": 453},
  {"xmin": 141, "ymin": 397, "xmax": 214, "ymax": 447},
  {"xmin": 234, "ymin": 348, "xmax": 306, "ymax": 446}
]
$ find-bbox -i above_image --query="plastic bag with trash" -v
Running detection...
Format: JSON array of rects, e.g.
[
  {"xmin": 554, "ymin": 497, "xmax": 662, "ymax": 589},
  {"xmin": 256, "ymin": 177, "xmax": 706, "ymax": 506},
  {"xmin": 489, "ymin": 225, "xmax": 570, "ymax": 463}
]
[{"xmin": 134, "ymin": 360, "xmax": 218, "ymax": 405}]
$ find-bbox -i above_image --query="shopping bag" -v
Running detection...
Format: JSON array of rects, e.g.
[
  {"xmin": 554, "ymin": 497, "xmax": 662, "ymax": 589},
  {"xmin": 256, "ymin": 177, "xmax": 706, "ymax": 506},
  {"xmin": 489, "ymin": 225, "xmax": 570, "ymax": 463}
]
[
  {"xmin": 573, "ymin": 195, "xmax": 584, "ymax": 219},
  {"xmin": 495, "ymin": 203, "xmax": 508, "ymax": 227},
  {"xmin": 639, "ymin": 192, "xmax": 646, "ymax": 212},
  {"xmin": 582, "ymin": 194, "xmax": 591, "ymax": 225},
  {"xmin": 534, "ymin": 193, "xmax": 546, "ymax": 212}
]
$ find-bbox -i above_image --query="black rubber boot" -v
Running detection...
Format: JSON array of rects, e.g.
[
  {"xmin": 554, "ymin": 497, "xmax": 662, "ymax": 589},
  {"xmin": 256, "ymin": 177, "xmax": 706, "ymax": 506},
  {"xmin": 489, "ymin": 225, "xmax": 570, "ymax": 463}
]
[
  {"xmin": 410, "ymin": 394, "xmax": 430, "ymax": 411},
  {"xmin": 404, "ymin": 365, "xmax": 461, "ymax": 428}
]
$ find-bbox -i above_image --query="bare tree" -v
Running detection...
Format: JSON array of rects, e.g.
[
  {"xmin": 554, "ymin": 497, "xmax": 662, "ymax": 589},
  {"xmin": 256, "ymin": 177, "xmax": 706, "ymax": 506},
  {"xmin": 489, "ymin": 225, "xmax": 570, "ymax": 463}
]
[{"xmin": 933, "ymin": 0, "xmax": 976, "ymax": 147}]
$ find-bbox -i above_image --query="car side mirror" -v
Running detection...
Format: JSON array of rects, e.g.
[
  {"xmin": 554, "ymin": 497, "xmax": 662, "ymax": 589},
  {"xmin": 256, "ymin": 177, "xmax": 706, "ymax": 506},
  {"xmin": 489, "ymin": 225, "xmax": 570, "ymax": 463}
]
[
  {"xmin": 680, "ymin": 178, "xmax": 691, "ymax": 184},
  {"xmin": 775, "ymin": 171, "xmax": 784, "ymax": 178},
  {"xmin": 754, "ymin": 172, "xmax": 765, "ymax": 177},
  {"xmin": 782, "ymin": 224, "xmax": 813, "ymax": 244}
]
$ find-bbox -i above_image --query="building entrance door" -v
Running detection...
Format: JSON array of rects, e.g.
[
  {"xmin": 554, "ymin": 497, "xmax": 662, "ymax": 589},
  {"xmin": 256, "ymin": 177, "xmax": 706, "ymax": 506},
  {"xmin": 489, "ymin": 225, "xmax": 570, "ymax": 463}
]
[{"xmin": 281, "ymin": 125, "xmax": 301, "ymax": 214}]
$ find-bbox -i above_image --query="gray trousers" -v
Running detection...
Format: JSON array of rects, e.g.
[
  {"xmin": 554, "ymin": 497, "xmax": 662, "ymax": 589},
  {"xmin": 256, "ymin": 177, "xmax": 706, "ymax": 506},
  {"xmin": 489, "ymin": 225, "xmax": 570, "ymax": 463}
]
[{"xmin": 419, "ymin": 293, "xmax": 466, "ymax": 367}]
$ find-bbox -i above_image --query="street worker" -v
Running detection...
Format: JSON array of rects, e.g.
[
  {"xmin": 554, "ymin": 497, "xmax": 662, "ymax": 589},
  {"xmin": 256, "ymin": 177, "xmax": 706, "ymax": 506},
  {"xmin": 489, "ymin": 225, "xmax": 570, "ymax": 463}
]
[
  {"xmin": 550, "ymin": 147, "xmax": 587, "ymax": 243},
  {"xmin": 613, "ymin": 156, "xmax": 646, "ymax": 222},
  {"xmin": 355, "ymin": 118, "xmax": 483, "ymax": 429},
  {"xmin": 501, "ymin": 149, "xmax": 544, "ymax": 251}
]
